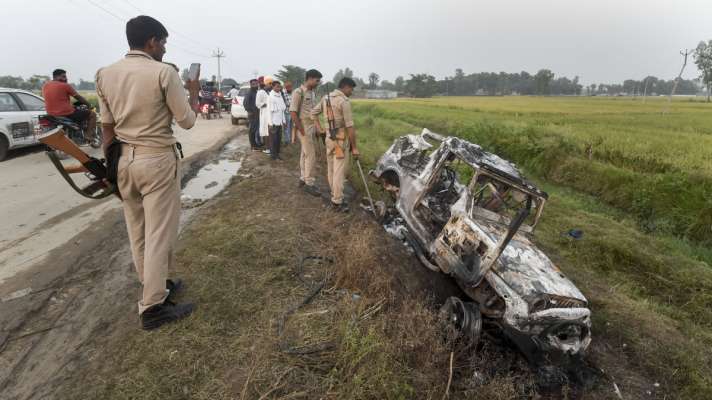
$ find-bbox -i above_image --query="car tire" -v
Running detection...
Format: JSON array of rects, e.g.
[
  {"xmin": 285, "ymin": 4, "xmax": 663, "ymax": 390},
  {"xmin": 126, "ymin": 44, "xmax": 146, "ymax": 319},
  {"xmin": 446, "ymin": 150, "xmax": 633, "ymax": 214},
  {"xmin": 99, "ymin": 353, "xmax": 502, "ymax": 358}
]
[
  {"xmin": 439, "ymin": 296, "xmax": 482, "ymax": 347},
  {"xmin": 0, "ymin": 135, "xmax": 8, "ymax": 161},
  {"xmin": 231, "ymin": 117, "xmax": 239, "ymax": 125}
]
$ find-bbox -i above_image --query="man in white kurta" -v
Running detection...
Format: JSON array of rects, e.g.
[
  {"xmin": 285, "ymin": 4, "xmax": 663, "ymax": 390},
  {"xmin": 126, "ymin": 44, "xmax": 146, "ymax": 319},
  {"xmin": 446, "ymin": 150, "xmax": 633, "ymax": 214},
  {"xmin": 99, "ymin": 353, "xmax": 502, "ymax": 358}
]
[
  {"xmin": 256, "ymin": 76, "xmax": 272, "ymax": 153},
  {"xmin": 267, "ymin": 81, "xmax": 286, "ymax": 160}
]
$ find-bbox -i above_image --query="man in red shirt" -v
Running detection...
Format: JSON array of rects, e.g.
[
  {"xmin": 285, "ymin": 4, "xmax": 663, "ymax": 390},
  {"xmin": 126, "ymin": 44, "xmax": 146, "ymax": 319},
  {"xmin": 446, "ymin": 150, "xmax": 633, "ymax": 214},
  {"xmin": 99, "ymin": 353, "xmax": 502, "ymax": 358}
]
[{"xmin": 42, "ymin": 69, "xmax": 98, "ymax": 147}]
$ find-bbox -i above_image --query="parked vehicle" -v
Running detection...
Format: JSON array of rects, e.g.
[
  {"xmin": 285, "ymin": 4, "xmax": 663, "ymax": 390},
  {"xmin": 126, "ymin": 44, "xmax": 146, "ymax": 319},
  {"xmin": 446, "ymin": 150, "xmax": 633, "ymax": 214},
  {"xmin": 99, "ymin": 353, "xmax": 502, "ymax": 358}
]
[
  {"xmin": 230, "ymin": 85, "xmax": 250, "ymax": 125},
  {"xmin": 371, "ymin": 129, "xmax": 591, "ymax": 365},
  {"xmin": 0, "ymin": 88, "xmax": 46, "ymax": 161}
]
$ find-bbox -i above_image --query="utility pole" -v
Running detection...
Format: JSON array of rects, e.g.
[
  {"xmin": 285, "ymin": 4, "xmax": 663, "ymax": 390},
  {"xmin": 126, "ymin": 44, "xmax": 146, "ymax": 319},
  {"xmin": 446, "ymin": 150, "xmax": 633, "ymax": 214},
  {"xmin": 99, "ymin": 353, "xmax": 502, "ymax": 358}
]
[
  {"xmin": 664, "ymin": 48, "xmax": 693, "ymax": 114},
  {"xmin": 212, "ymin": 48, "xmax": 225, "ymax": 92},
  {"xmin": 212, "ymin": 48, "xmax": 225, "ymax": 115}
]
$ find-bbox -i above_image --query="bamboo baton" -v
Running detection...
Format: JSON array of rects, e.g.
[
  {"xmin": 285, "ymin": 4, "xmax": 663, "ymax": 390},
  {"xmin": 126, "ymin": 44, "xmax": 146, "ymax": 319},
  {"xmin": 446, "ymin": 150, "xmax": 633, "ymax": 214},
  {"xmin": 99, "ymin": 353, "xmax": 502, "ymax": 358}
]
[{"xmin": 355, "ymin": 159, "xmax": 377, "ymax": 218}]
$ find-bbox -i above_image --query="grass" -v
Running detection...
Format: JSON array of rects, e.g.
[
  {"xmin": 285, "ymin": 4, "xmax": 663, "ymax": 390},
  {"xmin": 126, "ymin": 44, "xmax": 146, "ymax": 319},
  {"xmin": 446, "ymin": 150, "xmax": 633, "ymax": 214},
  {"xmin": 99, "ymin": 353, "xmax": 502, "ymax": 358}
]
[
  {"xmin": 348, "ymin": 98, "xmax": 712, "ymax": 399},
  {"xmin": 58, "ymin": 96, "xmax": 712, "ymax": 399},
  {"xmin": 62, "ymin": 145, "xmax": 550, "ymax": 399},
  {"xmin": 355, "ymin": 97, "xmax": 712, "ymax": 244}
]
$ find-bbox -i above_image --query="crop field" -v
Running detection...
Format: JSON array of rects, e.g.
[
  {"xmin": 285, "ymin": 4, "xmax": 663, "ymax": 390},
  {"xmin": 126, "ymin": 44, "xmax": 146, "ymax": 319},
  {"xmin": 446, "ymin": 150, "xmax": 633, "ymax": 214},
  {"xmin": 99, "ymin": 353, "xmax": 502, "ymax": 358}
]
[
  {"xmin": 350, "ymin": 96, "xmax": 712, "ymax": 399},
  {"xmin": 354, "ymin": 96, "xmax": 712, "ymax": 243}
]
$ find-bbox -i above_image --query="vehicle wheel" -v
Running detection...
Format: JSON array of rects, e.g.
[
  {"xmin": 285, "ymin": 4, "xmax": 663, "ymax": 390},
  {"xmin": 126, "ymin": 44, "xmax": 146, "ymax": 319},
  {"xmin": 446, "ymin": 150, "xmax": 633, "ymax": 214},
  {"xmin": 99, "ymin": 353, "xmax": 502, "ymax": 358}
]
[
  {"xmin": 0, "ymin": 136, "xmax": 8, "ymax": 161},
  {"xmin": 439, "ymin": 296, "xmax": 482, "ymax": 346},
  {"xmin": 231, "ymin": 117, "xmax": 239, "ymax": 125}
]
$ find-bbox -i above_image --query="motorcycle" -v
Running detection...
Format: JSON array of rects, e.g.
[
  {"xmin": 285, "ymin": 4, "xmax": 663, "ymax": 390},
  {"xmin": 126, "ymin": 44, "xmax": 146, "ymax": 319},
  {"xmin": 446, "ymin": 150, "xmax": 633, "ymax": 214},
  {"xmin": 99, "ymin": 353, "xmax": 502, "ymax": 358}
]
[
  {"xmin": 198, "ymin": 90, "xmax": 221, "ymax": 120},
  {"xmin": 36, "ymin": 104, "xmax": 101, "ymax": 160},
  {"xmin": 34, "ymin": 114, "xmax": 116, "ymax": 199}
]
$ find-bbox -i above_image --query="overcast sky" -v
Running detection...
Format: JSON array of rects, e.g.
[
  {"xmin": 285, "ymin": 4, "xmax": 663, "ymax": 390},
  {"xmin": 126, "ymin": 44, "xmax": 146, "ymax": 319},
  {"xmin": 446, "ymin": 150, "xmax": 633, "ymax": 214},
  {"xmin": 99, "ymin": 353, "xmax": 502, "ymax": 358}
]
[{"xmin": 2, "ymin": 0, "xmax": 711, "ymax": 85}]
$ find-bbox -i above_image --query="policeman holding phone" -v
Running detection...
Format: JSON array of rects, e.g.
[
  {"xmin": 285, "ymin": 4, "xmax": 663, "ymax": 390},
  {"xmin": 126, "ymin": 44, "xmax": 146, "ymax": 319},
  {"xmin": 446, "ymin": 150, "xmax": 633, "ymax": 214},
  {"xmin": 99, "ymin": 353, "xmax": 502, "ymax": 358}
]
[{"xmin": 96, "ymin": 15, "xmax": 200, "ymax": 330}]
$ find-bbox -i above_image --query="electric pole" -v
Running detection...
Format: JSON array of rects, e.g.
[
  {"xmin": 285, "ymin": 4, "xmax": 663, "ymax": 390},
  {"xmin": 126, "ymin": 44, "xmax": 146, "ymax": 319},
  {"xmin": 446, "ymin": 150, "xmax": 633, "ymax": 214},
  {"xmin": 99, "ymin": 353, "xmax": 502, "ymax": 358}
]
[
  {"xmin": 212, "ymin": 48, "xmax": 225, "ymax": 115},
  {"xmin": 212, "ymin": 48, "xmax": 225, "ymax": 92},
  {"xmin": 664, "ymin": 48, "xmax": 693, "ymax": 114}
]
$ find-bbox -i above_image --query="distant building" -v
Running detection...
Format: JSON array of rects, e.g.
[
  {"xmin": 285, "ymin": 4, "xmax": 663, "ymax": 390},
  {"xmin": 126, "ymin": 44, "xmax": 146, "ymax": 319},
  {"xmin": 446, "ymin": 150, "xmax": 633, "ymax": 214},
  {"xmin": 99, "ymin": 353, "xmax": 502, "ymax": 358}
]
[{"xmin": 364, "ymin": 89, "xmax": 398, "ymax": 99}]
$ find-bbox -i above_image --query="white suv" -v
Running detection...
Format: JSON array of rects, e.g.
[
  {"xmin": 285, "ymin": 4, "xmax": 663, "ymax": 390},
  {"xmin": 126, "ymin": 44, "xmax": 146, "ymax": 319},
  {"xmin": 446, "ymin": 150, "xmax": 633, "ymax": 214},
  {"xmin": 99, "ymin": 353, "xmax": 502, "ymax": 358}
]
[
  {"xmin": 230, "ymin": 85, "xmax": 250, "ymax": 125},
  {"xmin": 0, "ymin": 88, "xmax": 46, "ymax": 161}
]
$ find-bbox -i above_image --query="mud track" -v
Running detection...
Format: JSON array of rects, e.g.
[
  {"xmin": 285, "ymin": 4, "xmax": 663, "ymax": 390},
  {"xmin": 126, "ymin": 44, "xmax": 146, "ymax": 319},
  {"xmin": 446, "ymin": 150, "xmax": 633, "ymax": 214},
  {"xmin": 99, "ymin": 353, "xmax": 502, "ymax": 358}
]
[{"xmin": 0, "ymin": 127, "xmax": 247, "ymax": 400}]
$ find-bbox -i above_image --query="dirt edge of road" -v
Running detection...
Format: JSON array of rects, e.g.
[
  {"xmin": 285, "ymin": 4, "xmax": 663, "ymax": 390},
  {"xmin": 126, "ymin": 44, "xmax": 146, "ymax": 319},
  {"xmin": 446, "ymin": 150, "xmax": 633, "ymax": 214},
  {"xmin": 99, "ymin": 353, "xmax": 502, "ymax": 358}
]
[{"xmin": 0, "ymin": 124, "xmax": 242, "ymax": 400}]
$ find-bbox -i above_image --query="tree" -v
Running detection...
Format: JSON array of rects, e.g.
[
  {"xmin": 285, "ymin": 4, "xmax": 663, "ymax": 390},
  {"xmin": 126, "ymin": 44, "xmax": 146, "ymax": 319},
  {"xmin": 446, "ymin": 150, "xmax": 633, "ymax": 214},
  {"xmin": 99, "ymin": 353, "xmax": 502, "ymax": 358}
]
[
  {"xmin": 0, "ymin": 76, "xmax": 26, "ymax": 89},
  {"xmin": 405, "ymin": 74, "xmax": 438, "ymax": 98},
  {"xmin": 354, "ymin": 77, "xmax": 367, "ymax": 88},
  {"xmin": 275, "ymin": 65, "xmax": 307, "ymax": 87},
  {"xmin": 380, "ymin": 80, "xmax": 395, "ymax": 90},
  {"xmin": 394, "ymin": 76, "xmax": 405, "ymax": 92},
  {"xmin": 368, "ymin": 72, "xmax": 380, "ymax": 89},
  {"xmin": 694, "ymin": 40, "xmax": 712, "ymax": 101},
  {"xmin": 534, "ymin": 69, "xmax": 554, "ymax": 95},
  {"xmin": 26, "ymin": 75, "xmax": 49, "ymax": 90},
  {"xmin": 76, "ymin": 79, "xmax": 95, "ymax": 90},
  {"xmin": 332, "ymin": 67, "xmax": 354, "ymax": 85},
  {"xmin": 221, "ymin": 78, "xmax": 239, "ymax": 88}
]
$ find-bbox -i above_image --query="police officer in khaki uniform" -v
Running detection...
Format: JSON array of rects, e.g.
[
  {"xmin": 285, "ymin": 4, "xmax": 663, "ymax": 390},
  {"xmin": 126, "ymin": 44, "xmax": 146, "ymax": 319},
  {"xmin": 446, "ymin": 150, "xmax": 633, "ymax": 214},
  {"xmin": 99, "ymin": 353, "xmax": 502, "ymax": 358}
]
[
  {"xmin": 96, "ymin": 16, "xmax": 199, "ymax": 330},
  {"xmin": 289, "ymin": 69, "xmax": 322, "ymax": 196},
  {"xmin": 311, "ymin": 77, "xmax": 359, "ymax": 212}
]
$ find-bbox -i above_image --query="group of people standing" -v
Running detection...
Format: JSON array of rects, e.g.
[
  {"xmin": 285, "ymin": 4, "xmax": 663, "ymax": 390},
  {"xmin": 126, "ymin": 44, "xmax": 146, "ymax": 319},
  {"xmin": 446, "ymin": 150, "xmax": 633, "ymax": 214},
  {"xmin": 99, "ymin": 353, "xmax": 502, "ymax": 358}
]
[
  {"xmin": 87, "ymin": 13, "xmax": 361, "ymax": 329},
  {"xmin": 242, "ymin": 76, "xmax": 291, "ymax": 160},
  {"xmin": 243, "ymin": 69, "xmax": 359, "ymax": 213}
]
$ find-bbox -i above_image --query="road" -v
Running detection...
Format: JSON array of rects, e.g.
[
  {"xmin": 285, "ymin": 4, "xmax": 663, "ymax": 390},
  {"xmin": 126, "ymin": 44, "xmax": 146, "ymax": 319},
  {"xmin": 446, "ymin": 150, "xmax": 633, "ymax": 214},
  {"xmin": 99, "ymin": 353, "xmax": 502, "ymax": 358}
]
[
  {"xmin": 0, "ymin": 118, "xmax": 245, "ymax": 400},
  {"xmin": 0, "ymin": 118, "xmax": 237, "ymax": 295}
]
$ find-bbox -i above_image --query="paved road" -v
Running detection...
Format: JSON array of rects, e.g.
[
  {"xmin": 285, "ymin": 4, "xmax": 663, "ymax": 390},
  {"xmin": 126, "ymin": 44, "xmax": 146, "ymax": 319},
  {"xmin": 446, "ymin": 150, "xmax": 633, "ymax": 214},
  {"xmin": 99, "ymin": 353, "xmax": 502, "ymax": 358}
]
[
  {"xmin": 0, "ymin": 117, "xmax": 249, "ymax": 399},
  {"xmin": 0, "ymin": 118, "xmax": 238, "ymax": 295}
]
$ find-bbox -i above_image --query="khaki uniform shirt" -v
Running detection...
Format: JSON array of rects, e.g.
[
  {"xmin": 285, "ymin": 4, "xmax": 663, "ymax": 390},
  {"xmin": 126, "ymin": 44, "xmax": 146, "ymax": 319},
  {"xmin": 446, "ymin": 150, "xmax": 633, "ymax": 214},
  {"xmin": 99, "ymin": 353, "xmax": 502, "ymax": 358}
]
[
  {"xmin": 95, "ymin": 50, "xmax": 196, "ymax": 147},
  {"xmin": 289, "ymin": 84, "xmax": 317, "ymax": 127},
  {"xmin": 310, "ymin": 89, "xmax": 354, "ymax": 129}
]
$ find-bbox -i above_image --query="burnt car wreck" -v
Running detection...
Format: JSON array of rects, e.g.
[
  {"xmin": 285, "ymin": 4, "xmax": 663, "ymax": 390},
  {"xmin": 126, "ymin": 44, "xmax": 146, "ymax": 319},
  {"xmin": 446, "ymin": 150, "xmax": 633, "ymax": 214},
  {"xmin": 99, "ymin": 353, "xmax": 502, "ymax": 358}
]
[{"xmin": 371, "ymin": 129, "xmax": 591, "ymax": 364}]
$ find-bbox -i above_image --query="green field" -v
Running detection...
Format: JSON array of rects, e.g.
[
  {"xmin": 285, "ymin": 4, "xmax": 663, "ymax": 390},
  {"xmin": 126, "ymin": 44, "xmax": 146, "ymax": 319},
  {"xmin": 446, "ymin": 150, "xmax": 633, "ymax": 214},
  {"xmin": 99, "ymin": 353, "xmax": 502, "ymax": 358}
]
[
  {"xmin": 356, "ymin": 96, "xmax": 712, "ymax": 243},
  {"xmin": 350, "ymin": 96, "xmax": 712, "ymax": 399}
]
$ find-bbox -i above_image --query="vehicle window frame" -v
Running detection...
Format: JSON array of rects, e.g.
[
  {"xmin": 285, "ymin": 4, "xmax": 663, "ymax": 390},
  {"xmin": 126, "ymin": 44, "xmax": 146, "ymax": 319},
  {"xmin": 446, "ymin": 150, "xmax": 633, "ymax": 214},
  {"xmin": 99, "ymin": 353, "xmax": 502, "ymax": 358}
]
[
  {"xmin": 0, "ymin": 92, "xmax": 23, "ymax": 112},
  {"xmin": 13, "ymin": 92, "xmax": 45, "ymax": 112},
  {"xmin": 467, "ymin": 170, "xmax": 544, "ymax": 231}
]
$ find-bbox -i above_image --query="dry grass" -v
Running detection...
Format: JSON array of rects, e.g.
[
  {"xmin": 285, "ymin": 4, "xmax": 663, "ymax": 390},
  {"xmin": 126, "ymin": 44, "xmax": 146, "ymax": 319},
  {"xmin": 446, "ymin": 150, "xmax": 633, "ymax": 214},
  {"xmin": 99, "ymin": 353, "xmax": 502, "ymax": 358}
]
[
  {"xmin": 56, "ymin": 131, "xmax": 673, "ymax": 399},
  {"xmin": 55, "ymin": 141, "xmax": 525, "ymax": 399}
]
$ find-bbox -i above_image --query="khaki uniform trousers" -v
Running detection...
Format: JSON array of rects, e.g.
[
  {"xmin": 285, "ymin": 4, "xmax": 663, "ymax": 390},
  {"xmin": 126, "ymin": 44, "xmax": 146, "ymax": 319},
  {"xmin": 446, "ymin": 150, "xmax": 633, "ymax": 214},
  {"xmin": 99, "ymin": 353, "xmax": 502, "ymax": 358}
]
[
  {"xmin": 326, "ymin": 137, "xmax": 350, "ymax": 204},
  {"xmin": 117, "ymin": 145, "xmax": 181, "ymax": 314},
  {"xmin": 298, "ymin": 123, "xmax": 316, "ymax": 186}
]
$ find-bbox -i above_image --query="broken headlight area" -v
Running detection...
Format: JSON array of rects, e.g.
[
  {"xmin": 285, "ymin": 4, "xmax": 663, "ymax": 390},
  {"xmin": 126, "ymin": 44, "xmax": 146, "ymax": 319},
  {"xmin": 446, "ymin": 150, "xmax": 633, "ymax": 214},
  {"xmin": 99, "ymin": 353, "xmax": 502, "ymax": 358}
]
[{"xmin": 512, "ymin": 307, "xmax": 592, "ymax": 364}]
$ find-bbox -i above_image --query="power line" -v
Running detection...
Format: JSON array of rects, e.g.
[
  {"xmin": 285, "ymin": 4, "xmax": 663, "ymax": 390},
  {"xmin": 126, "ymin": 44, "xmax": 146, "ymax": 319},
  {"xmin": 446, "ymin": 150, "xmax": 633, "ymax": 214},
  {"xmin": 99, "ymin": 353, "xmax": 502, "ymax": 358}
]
[
  {"xmin": 81, "ymin": 0, "xmax": 210, "ymax": 59},
  {"xmin": 119, "ymin": 0, "xmax": 215, "ymax": 50},
  {"xmin": 85, "ymin": 0, "xmax": 124, "ymax": 22}
]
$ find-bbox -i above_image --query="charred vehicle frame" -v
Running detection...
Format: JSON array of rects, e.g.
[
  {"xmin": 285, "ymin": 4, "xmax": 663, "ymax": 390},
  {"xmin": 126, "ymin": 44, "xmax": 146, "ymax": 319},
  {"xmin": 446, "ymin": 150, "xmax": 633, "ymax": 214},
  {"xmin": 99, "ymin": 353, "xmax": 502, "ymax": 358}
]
[{"xmin": 371, "ymin": 129, "xmax": 591, "ymax": 364}]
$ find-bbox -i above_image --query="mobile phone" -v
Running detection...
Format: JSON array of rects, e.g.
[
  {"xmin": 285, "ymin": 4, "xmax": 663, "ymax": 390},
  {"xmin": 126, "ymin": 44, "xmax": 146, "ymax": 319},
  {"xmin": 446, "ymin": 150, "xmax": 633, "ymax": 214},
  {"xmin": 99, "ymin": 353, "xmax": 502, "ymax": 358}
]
[{"xmin": 188, "ymin": 63, "xmax": 200, "ymax": 81}]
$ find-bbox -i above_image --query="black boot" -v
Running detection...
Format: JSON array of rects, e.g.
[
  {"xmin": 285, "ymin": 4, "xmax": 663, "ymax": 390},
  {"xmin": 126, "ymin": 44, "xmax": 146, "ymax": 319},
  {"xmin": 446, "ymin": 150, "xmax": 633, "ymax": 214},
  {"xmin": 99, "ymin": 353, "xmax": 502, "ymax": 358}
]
[
  {"xmin": 166, "ymin": 279, "xmax": 183, "ymax": 302},
  {"xmin": 141, "ymin": 300, "xmax": 195, "ymax": 331},
  {"xmin": 331, "ymin": 202, "xmax": 350, "ymax": 213},
  {"xmin": 303, "ymin": 184, "xmax": 320, "ymax": 197}
]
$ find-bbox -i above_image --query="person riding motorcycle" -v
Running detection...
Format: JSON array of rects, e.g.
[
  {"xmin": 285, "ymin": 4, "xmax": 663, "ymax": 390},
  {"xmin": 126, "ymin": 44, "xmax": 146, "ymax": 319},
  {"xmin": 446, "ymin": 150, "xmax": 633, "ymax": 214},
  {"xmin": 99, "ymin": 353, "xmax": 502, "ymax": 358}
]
[{"xmin": 42, "ymin": 68, "xmax": 99, "ymax": 148}]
